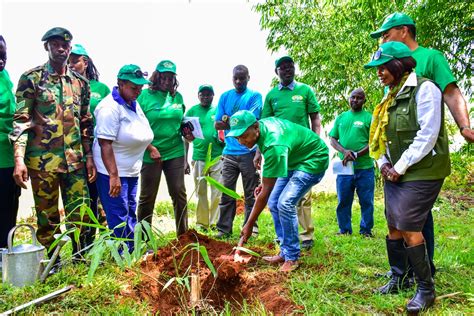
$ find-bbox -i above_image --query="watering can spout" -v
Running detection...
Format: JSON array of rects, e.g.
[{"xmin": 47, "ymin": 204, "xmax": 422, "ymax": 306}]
[{"xmin": 39, "ymin": 234, "xmax": 71, "ymax": 282}]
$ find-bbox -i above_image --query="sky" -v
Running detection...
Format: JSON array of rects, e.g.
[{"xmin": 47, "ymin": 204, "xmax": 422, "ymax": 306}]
[
  {"xmin": 0, "ymin": 0, "xmax": 281, "ymax": 104},
  {"xmin": 1, "ymin": 0, "xmax": 339, "ymax": 218}
]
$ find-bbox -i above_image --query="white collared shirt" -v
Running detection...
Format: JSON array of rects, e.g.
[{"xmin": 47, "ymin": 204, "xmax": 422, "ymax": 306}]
[{"xmin": 377, "ymin": 72, "xmax": 442, "ymax": 175}]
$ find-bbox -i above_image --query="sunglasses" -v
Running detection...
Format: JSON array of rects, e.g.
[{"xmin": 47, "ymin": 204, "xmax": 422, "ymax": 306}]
[
  {"xmin": 122, "ymin": 69, "xmax": 148, "ymax": 78},
  {"xmin": 371, "ymin": 49, "xmax": 395, "ymax": 61}
]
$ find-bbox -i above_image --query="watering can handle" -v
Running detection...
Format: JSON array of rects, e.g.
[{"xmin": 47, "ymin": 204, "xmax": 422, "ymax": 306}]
[{"xmin": 7, "ymin": 224, "xmax": 40, "ymax": 253}]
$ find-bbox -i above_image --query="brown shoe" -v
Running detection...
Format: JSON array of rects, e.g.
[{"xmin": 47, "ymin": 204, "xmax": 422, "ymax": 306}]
[
  {"xmin": 262, "ymin": 255, "xmax": 285, "ymax": 265},
  {"xmin": 279, "ymin": 260, "xmax": 299, "ymax": 272}
]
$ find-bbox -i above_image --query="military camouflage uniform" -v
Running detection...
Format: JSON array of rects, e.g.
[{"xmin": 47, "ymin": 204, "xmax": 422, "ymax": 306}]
[{"xmin": 10, "ymin": 62, "xmax": 92, "ymax": 251}]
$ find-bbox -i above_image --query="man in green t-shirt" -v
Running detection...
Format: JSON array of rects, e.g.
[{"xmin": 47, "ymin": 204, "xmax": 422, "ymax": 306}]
[
  {"xmin": 259, "ymin": 55, "xmax": 321, "ymax": 250},
  {"xmin": 0, "ymin": 35, "xmax": 20, "ymax": 250},
  {"xmin": 370, "ymin": 12, "xmax": 472, "ymax": 277},
  {"xmin": 185, "ymin": 84, "xmax": 224, "ymax": 231},
  {"xmin": 329, "ymin": 88, "xmax": 374, "ymax": 237},
  {"xmin": 370, "ymin": 12, "xmax": 472, "ymax": 143},
  {"xmin": 229, "ymin": 110, "xmax": 329, "ymax": 272}
]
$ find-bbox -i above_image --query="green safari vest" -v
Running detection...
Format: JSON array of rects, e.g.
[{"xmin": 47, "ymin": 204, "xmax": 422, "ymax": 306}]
[{"xmin": 386, "ymin": 77, "xmax": 450, "ymax": 182}]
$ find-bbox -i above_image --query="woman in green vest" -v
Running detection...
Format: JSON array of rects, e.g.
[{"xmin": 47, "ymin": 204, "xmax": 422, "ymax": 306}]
[
  {"xmin": 365, "ymin": 41, "xmax": 449, "ymax": 313},
  {"xmin": 69, "ymin": 44, "xmax": 111, "ymax": 247},
  {"xmin": 137, "ymin": 60, "xmax": 189, "ymax": 236}
]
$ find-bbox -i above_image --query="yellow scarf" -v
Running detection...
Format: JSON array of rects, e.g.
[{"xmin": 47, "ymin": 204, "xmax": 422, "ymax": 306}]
[{"xmin": 369, "ymin": 72, "xmax": 410, "ymax": 160}]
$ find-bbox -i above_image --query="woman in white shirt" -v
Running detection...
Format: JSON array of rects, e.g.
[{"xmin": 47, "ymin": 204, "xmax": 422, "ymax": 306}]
[
  {"xmin": 365, "ymin": 42, "xmax": 448, "ymax": 313},
  {"xmin": 93, "ymin": 64, "xmax": 153, "ymax": 253}
]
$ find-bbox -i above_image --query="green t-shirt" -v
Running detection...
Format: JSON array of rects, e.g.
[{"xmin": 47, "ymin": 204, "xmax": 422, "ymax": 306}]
[
  {"xmin": 257, "ymin": 117, "xmax": 329, "ymax": 178},
  {"xmin": 138, "ymin": 89, "xmax": 185, "ymax": 162},
  {"xmin": 185, "ymin": 104, "xmax": 224, "ymax": 161},
  {"xmin": 329, "ymin": 110, "xmax": 374, "ymax": 170},
  {"xmin": 412, "ymin": 46, "xmax": 456, "ymax": 92},
  {"xmin": 89, "ymin": 80, "xmax": 111, "ymax": 122},
  {"xmin": 0, "ymin": 69, "xmax": 16, "ymax": 168},
  {"xmin": 261, "ymin": 81, "xmax": 320, "ymax": 129}
]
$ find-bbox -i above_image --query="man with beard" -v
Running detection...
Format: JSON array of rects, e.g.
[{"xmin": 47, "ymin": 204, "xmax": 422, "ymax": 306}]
[
  {"xmin": 10, "ymin": 27, "xmax": 94, "ymax": 265},
  {"xmin": 329, "ymin": 88, "xmax": 375, "ymax": 237}
]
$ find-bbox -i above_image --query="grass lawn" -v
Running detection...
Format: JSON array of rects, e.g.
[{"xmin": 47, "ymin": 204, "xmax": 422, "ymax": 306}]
[{"xmin": 1, "ymin": 188, "xmax": 472, "ymax": 315}]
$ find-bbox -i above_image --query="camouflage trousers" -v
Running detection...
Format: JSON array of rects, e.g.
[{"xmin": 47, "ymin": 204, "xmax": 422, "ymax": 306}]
[{"xmin": 29, "ymin": 167, "xmax": 90, "ymax": 254}]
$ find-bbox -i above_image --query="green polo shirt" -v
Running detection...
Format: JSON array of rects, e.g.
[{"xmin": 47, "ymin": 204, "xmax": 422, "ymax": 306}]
[
  {"xmin": 138, "ymin": 89, "xmax": 185, "ymax": 163},
  {"xmin": 329, "ymin": 109, "xmax": 374, "ymax": 170},
  {"xmin": 257, "ymin": 117, "xmax": 329, "ymax": 178},
  {"xmin": 261, "ymin": 81, "xmax": 320, "ymax": 129},
  {"xmin": 412, "ymin": 46, "xmax": 456, "ymax": 93},
  {"xmin": 185, "ymin": 104, "xmax": 224, "ymax": 161},
  {"xmin": 89, "ymin": 80, "xmax": 111, "ymax": 121},
  {"xmin": 0, "ymin": 69, "xmax": 15, "ymax": 168}
]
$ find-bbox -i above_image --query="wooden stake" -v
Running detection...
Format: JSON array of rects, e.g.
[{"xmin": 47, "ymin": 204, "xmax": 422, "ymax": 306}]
[{"xmin": 190, "ymin": 273, "xmax": 201, "ymax": 307}]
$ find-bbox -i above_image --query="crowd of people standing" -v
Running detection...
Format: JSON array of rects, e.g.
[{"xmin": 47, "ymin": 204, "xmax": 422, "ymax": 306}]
[{"xmin": 0, "ymin": 11, "xmax": 472, "ymax": 313}]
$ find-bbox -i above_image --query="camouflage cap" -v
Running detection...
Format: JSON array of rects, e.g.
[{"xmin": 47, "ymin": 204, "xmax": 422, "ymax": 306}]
[{"xmin": 41, "ymin": 27, "xmax": 73, "ymax": 42}]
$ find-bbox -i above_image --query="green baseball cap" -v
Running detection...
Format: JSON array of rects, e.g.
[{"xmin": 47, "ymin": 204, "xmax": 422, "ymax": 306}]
[
  {"xmin": 275, "ymin": 55, "xmax": 294, "ymax": 68},
  {"xmin": 117, "ymin": 64, "xmax": 150, "ymax": 85},
  {"xmin": 364, "ymin": 41, "xmax": 413, "ymax": 69},
  {"xmin": 370, "ymin": 12, "xmax": 415, "ymax": 39},
  {"xmin": 227, "ymin": 110, "xmax": 257, "ymax": 137},
  {"xmin": 198, "ymin": 84, "xmax": 214, "ymax": 94},
  {"xmin": 71, "ymin": 44, "xmax": 88, "ymax": 57},
  {"xmin": 156, "ymin": 60, "xmax": 177, "ymax": 74},
  {"xmin": 41, "ymin": 27, "xmax": 73, "ymax": 42}
]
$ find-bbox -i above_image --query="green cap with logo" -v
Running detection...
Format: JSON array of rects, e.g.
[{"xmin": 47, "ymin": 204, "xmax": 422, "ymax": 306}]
[
  {"xmin": 370, "ymin": 12, "xmax": 415, "ymax": 39},
  {"xmin": 117, "ymin": 64, "xmax": 150, "ymax": 85},
  {"xmin": 156, "ymin": 60, "xmax": 177, "ymax": 74},
  {"xmin": 275, "ymin": 55, "xmax": 294, "ymax": 68},
  {"xmin": 198, "ymin": 84, "xmax": 214, "ymax": 94},
  {"xmin": 71, "ymin": 44, "xmax": 89, "ymax": 57},
  {"xmin": 41, "ymin": 27, "xmax": 73, "ymax": 42},
  {"xmin": 364, "ymin": 41, "xmax": 413, "ymax": 69},
  {"xmin": 227, "ymin": 110, "xmax": 257, "ymax": 137}
]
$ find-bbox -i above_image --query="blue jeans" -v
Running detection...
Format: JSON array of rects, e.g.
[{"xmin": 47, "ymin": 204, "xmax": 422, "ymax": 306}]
[
  {"xmin": 97, "ymin": 173, "xmax": 138, "ymax": 252},
  {"xmin": 268, "ymin": 170, "xmax": 325, "ymax": 261},
  {"xmin": 336, "ymin": 168, "xmax": 374, "ymax": 234}
]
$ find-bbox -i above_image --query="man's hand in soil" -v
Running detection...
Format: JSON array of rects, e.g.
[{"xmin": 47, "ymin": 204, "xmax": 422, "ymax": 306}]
[{"xmin": 240, "ymin": 223, "xmax": 252, "ymax": 244}]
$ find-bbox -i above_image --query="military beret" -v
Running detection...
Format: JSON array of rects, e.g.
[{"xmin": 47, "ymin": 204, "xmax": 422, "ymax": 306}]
[{"xmin": 41, "ymin": 27, "xmax": 73, "ymax": 42}]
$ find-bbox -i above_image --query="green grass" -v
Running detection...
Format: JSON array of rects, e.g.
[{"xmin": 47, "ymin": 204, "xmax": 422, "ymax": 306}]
[{"xmin": 1, "ymin": 188, "xmax": 472, "ymax": 315}]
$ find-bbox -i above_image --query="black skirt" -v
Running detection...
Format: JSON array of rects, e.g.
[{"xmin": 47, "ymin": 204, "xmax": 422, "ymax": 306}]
[{"xmin": 384, "ymin": 179, "xmax": 444, "ymax": 231}]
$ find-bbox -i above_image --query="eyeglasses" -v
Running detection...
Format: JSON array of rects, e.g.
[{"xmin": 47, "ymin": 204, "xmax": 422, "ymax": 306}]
[
  {"xmin": 371, "ymin": 49, "xmax": 394, "ymax": 61},
  {"xmin": 122, "ymin": 69, "xmax": 148, "ymax": 78}
]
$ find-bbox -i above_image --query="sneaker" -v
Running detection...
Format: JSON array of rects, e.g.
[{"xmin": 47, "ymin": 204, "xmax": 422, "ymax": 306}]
[
  {"xmin": 280, "ymin": 260, "xmax": 299, "ymax": 272},
  {"xmin": 262, "ymin": 255, "xmax": 285, "ymax": 265},
  {"xmin": 301, "ymin": 240, "xmax": 314, "ymax": 250},
  {"xmin": 360, "ymin": 232, "xmax": 374, "ymax": 238},
  {"xmin": 336, "ymin": 231, "xmax": 351, "ymax": 236},
  {"xmin": 215, "ymin": 231, "xmax": 231, "ymax": 239}
]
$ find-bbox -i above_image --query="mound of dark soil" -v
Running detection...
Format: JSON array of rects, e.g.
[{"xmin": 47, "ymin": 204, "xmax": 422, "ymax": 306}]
[{"xmin": 123, "ymin": 230, "xmax": 300, "ymax": 315}]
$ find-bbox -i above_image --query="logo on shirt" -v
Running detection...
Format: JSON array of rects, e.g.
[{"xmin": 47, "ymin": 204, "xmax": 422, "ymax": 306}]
[
  {"xmin": 292, "ymin": 95, "xmax": 304, "ymax": 102},
  {"xmin": 172, "ymin": 103, "xmax": 182, "ymax": 110},
  {"xmin": 91, "ymin": 92, "xmax": 101, "ymax": 99},
  {"xmin": 353, "ymin": 121, "xmax": 364, "ymax": 127}
]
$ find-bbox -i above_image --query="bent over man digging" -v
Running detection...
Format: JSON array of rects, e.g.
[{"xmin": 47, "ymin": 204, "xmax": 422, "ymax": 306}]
[{"xmin": 231, "ymin": 110, "xmax": 329, "ymax": 272}]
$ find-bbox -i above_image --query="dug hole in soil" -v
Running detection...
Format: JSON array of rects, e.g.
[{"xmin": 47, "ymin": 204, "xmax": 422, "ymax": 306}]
[{"xmin": 123, "ymin": 230, "xmax": 300, "ymax": 315}]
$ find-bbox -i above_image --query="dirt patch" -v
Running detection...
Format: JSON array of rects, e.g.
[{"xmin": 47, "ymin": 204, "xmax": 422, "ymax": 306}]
[
  {"xmin": 236, "ymin": 198, "xmax": 245, "ymax": 215},
  {"xmin": 124, "ymin": 230, "xmax": 300, "ymax": 315}
]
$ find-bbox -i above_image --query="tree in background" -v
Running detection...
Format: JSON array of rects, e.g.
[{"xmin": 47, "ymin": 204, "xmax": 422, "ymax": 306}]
[{"xmin": 254, "ymin": 0, "xmax": 473, "ymax": 124}]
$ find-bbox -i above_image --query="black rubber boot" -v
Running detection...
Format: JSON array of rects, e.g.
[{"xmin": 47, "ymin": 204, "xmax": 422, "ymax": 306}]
[
  {"xmin": 406, "ymin": 242, "xmax": 435, "ymax": 313},
  {"xmin": 377, "ymin": 237, "xmax": 411, "ymax": 294}
]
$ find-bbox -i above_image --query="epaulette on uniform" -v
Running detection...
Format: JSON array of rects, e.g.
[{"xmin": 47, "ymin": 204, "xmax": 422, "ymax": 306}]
[{"xmin": 22, "ymin": 64, "xmax": 45, "ymax": 77}]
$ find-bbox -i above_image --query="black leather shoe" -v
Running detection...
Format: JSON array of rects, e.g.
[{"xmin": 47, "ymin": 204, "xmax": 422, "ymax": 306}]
[{"xmin": 301, "ymin": 240, "xmax": 314, "ymax": 250}]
